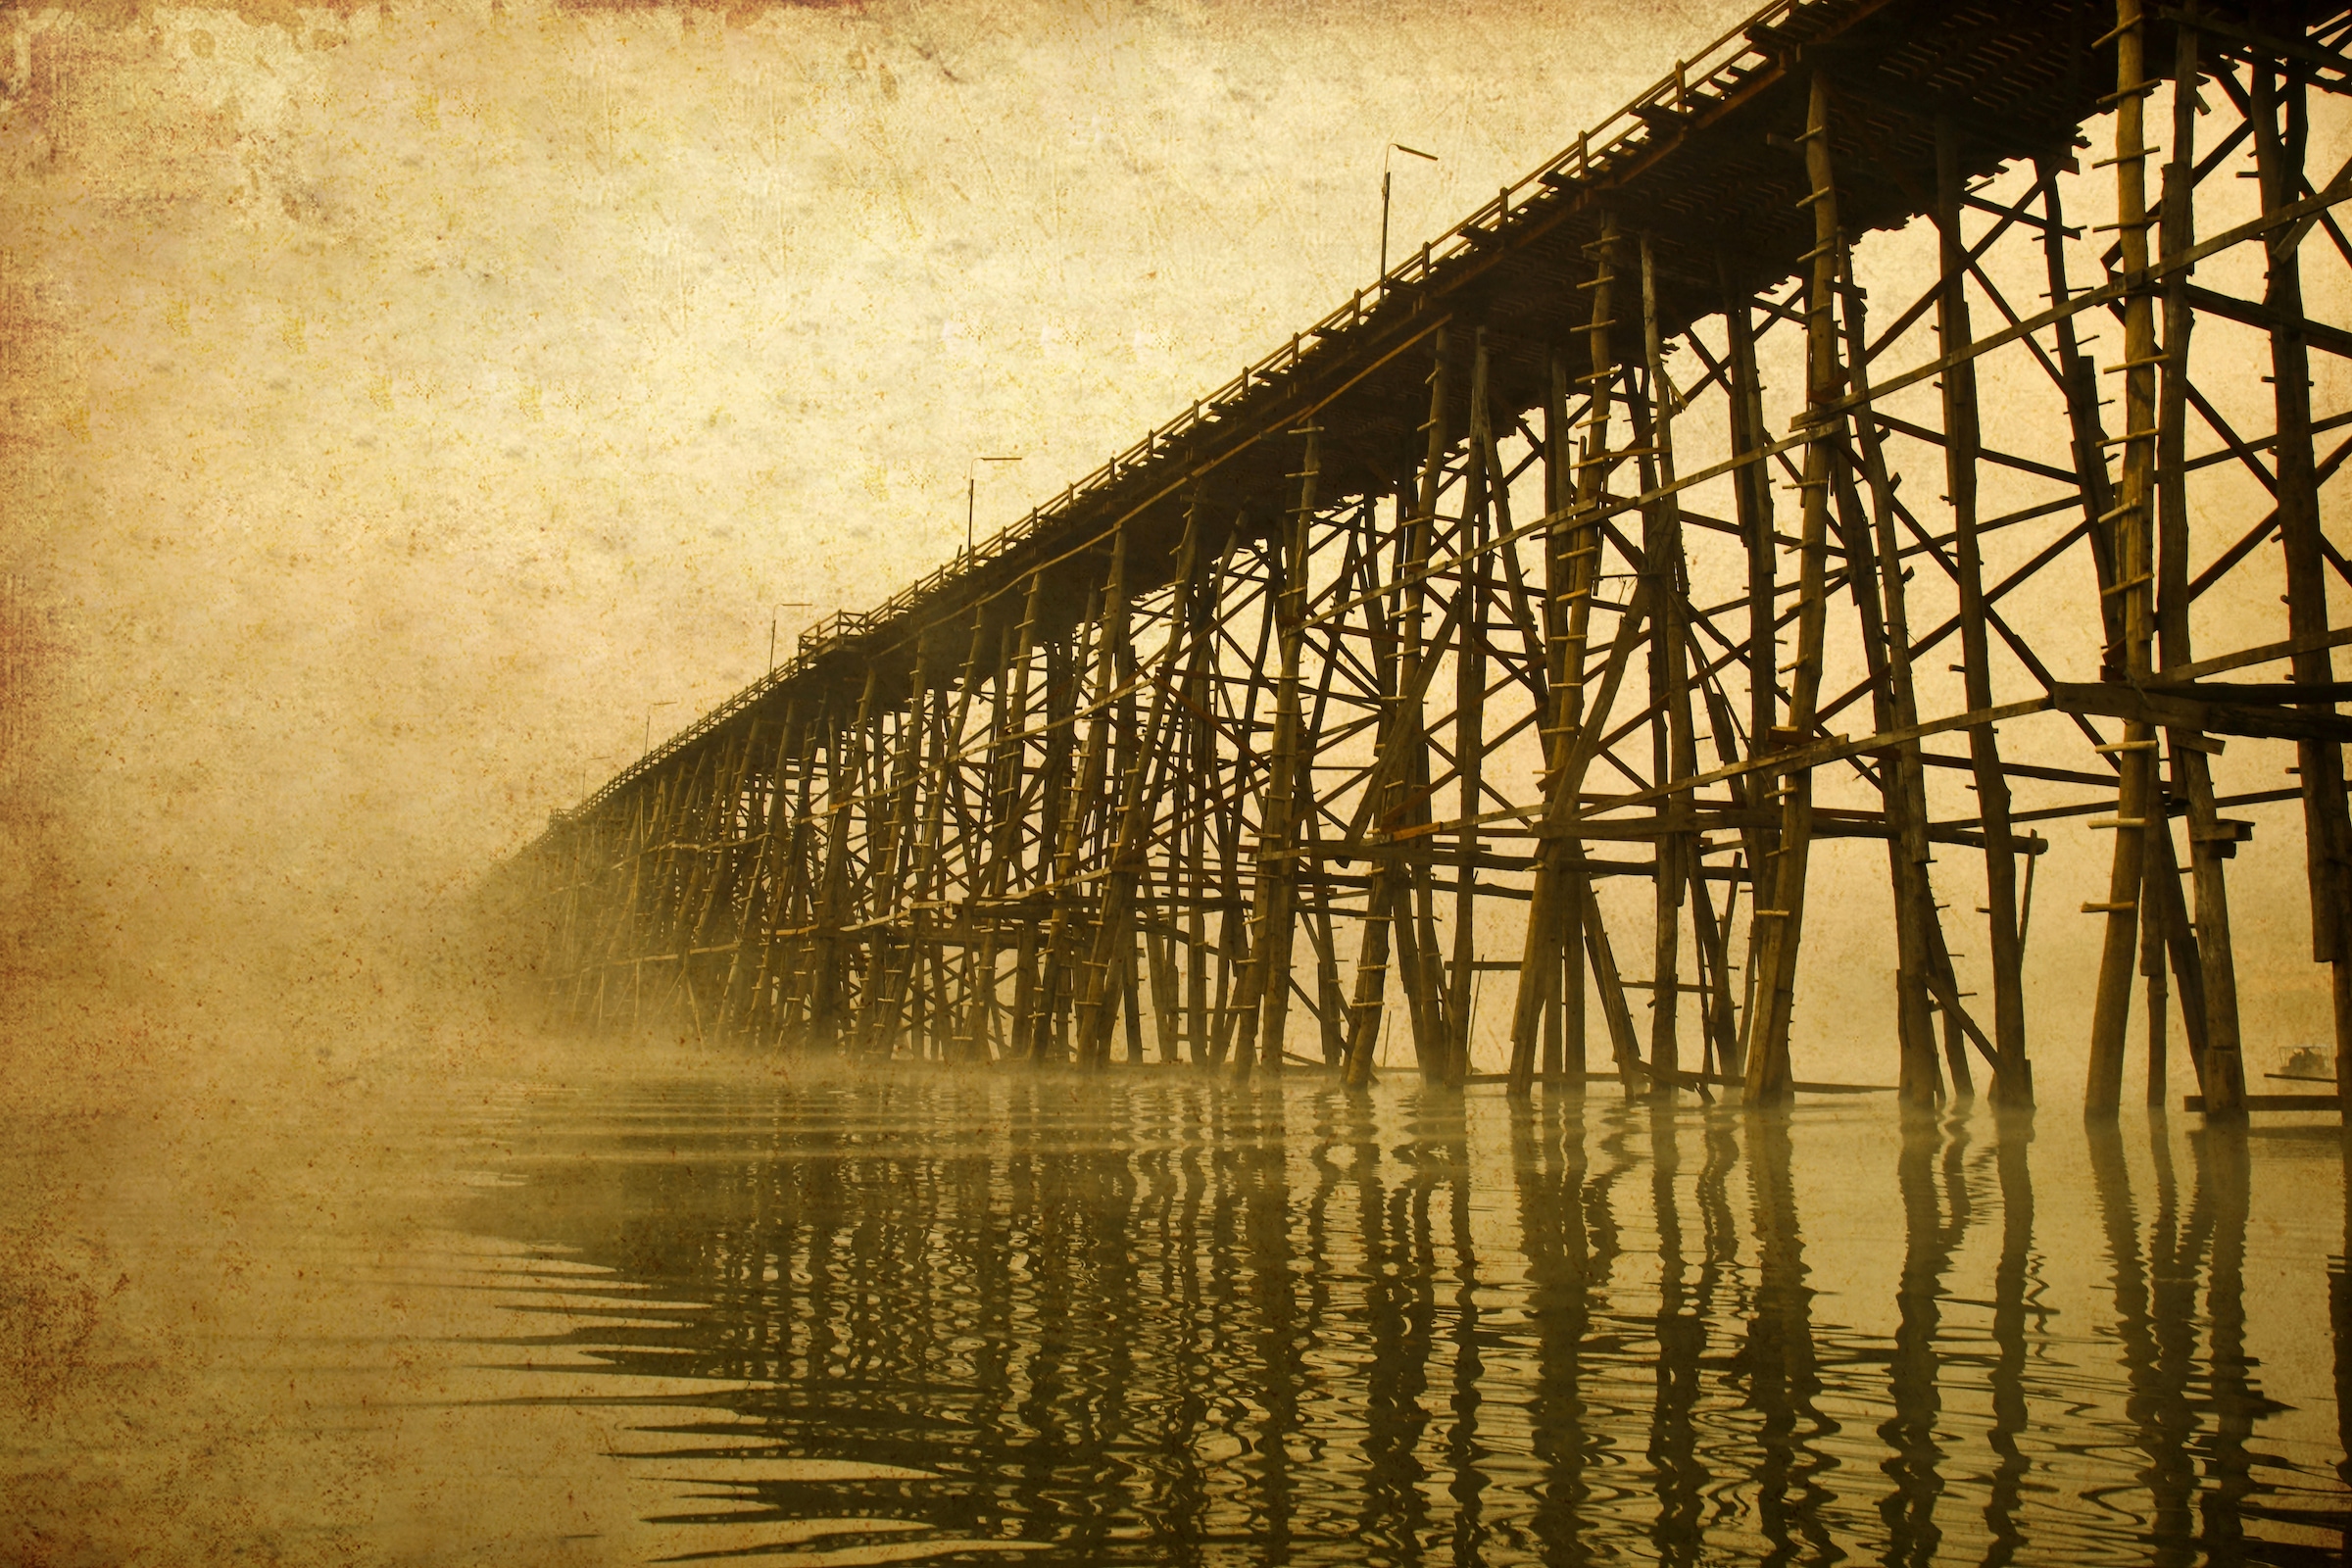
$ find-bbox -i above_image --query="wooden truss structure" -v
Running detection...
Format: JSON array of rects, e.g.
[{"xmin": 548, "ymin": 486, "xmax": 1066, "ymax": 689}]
[{"xmin": 494, "ymin": 0, "xmax": 2352, "ymax": 1116}]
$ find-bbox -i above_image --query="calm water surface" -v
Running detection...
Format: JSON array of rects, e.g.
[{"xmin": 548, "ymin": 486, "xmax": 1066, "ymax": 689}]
[{"xmin": 447, "ymin": 1071, "xmax": 2352, "ymax": 1566}]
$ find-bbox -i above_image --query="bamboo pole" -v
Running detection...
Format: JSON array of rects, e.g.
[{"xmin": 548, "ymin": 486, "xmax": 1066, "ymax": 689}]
[
  {"xmin": 1640, "ymin": 233, "xmax": 1695, "ymax": 1093},
  {"xmin": 1508, "ymin": 216, "xmax": 1629, "ymax": 1095},
  {"xmin": 1446, "ymin": 341, "xmax": 1493, "ymax": 1088},
  {"xmin": 1837, "ymin": 251, "xmax": 1947, "ymax": 1105},
  {"xmin": 1935, "ymin": 116, "xmax": 2031, "ymax": 1107},
  {"xmin": 1542, "ymin": 351, "xmax": 1583, "ymax": 1082},
  {"xmin": 811, "ymin": 667, "xmax": 879, "ymax": 1054},
  {"xmin": 2086, "ymin": 0, "xmax": 2163, "ymax": 1117},
  {"xmin": 1075, "ymin": 516, "xmax": 1204, "ymax": 1065},
  {"xmin": 2150, "ymin": 15, "xmax": 2244, "ymax": 1113},
  {"xmin": 1401, "ymin": 338, "xmax": 1452, "ymax": 1078},
  {"xmin": 1232, "ymin": 439, "xmax": 1313, "ymax": 1080},
  {"xmin": 2251, "ymin": 51, "xmax": 2352, "ymax": 1105},
  {"xmin": 1743, "ymin": 69, "xmax": 1841, "ymax": 1104}
]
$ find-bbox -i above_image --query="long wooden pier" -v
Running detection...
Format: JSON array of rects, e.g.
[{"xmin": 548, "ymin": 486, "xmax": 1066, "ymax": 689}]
[{"xmin": 490, "ymin": 0, "xmax": 2352, "ymax": 1116}]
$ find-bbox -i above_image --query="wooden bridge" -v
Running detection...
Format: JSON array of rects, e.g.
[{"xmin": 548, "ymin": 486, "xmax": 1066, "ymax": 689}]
[{"xmin": 491, "ymin": 0, "xmax": 2352, "ymax": 1116}]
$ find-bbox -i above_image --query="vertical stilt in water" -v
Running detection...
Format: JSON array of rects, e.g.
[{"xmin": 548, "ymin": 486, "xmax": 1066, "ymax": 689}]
[
  {"xmin": 1540, "ymin": 350, "xmax": 1582, "ymax": 1085},
  {"xmin": 1342, "ymin": 487, "xmax": 1409, "ymax": 1089},
  {"xmin": 1400, "ymin": 339, "xmax": 1451, "ymax": 1079},
  {"xmin": 1836, "ymin": 254, "xmax": 1944, "ymax": 1105},
  {"xmin": 1509, "ymin": 218, "xmax": 1624, "ymax": 1095},
  {"xmin": 811, "ymin": 668, "xmax": 879, "ymax": 1054},
  {"xmin": 720, "ymin": 702, "xmax": 801, "ymax": 1040},
  {"xmin": 987, "ymin": 594, "xmax": 1043, "ymax": 1061},
  {"xmin": 1744, "ymin": 71, "xmax": 1841, "ymax": 1103},
  {"xmin": 1936, "ymin": 117, "xmax": 2029, "ymax": 1106},
  {"xmin": 2251, "ymin": 53, "xmax": 2352, "ymax": 1105},
  {"xmin": 1210, "ymin": 552, "xmax": 1273, "ymax": 1067},
  {"xmin": 1182, "ymin": 558, "xmax": 1218, "ymax": 1064},
  {"xmin": 1235, "ymin": 436, "xmax": 1313, "ymax": 1081},
  {"xmin": 2155, "ymin": 17, "xmax": 2243, "ymax": 1113},
  {"xmin": 1447, "ymin": 338, "xmax": 1493, "ymax": 1088},
  {"xmin": 2086, "ymin": 1, "xmax": 2164, "ymax": 1117},
  {"xmin": 1020, "ymin": 618, "xmax": 1080, "ymax": 1062},
  {"xmin": 1638, "ymin": 235, "xmax": 1695, "ymax": 1094},
  {"xmin": 1076, "ymin": 516, "xmax": 1204, "ymax": 1066},
  {"xmin": 858, "ymin": 649, "xmax": 930, "ymax": 1055},
  {"xmin": 1719, "ymin": 261, "xmax": 1776, "ymax": 1086}
]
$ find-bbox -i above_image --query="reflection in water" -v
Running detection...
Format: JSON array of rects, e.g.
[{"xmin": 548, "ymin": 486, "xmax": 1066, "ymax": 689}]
[
  {"xmin": 456, "ymin": 1076, "xmax": 2352, "ymax": 1565},
  {"xmin": 1984, "ymin": 1114, "xmax": 2036, "ymax": 1567},
  {"xmin": 1880, "ymin": 1114, "xmax": 1971, "ymax": 1566}
]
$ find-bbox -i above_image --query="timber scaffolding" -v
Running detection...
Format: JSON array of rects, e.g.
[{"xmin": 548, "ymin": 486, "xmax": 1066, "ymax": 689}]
[{"xmin": 495, "ymin": 0, "xmax": 2352, "ymax": 1116}]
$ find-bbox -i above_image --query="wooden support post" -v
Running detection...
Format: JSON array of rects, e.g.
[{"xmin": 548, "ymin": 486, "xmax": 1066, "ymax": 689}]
[
  {"xmin": 1075, "ymin": 516, "xmax": 1204, "ymax": 1066},
  {"xmin": 1019, "ymin": 609, "xmax": 1080, "ymax": 1061},
  {"xmin": 1298, "ymin": 572, "xmax": 1350, "ymax": 1069},
  {"xmin": 719, "ymin": 701, "xmax": 802, "ymax": 1039},
  {"xmin": 1233, "ymin": 438, "xmax": 1314, "ymax": 1081},
  {"xmin": 2142, "ymin": 815, "xmax": 2171, "ymax": 1106},
  {"xmin": 769, "ymin": 703, "xmax": 827, "ymax": 1043},
  {"xmin": 1542, "ymin": 350, "xmax": 1585, "ymax": 1083},
  {"xmin": 1508, "ymin": 215, "xmax": 1631, "ymax": 1095},
  {"xmin": 2252, "ymin": 52, "xmax": 2352, "ymax": 1102},
  {"xmin": 811, "ymin": 668, "xmax": 879, "ymax": 1053},
  {"xmin": 1401, "ymin": 340, "xmax": 1451, "ymax": 1078},
  {"xmin": 1209, "ymin": 549, "xmax": 1273, "ymax": 1066},
  {"xmin": 856, "ymin": 649, "xmax": 930, "ymax": 1054},
  {"xmin": 1744, "ymin": 69, "xmax": 1841, "ymax": 1104},
  {"xmin": 978, "ymin": 594, "xmax": 1040, "ymax": 1060},
  {"xmin": 1181, "ymin": 559, "xmax": 1219, "ymax": 1065},
  {"xmin": 900, "ymin": 612, "xmax": 988, "ymax": 1058},
  {"xmin": 778, "ymin": 713, "xmax": 821, "ymax": 1045},
  {"xmin": 1936, "ymin": 116, "xmax": 2031, "ymax": 1107},
  {"xmin": 1688, "ymin": 850, "xmax": 1741, "ymax": 1079},
  {"xmin": 1446, "ymin": 340, "xmax": 1494, "ymax": 1087},
  {"xmin": 1639, "ymin": 233, "xmax": 1697, "ymax": 1093},
  {"xmin": 1837, "ymin": 252, "xmax": 1946, "ymax": 1106},
  {"xmin": 2087, "ymin": 1, "xmax": 2164, "ymax": 1117},
  {"xmin": 1144, "ymin": 862, "xmax": 1182, "ymax": 1062},
  {"xmin": 1721, "ymin": 264, "xmax": 1777, "ymax": 1083},
  {"xmin": 2155, "ymin": 18, "xmax": 2245, "ymax": 1113},
  {"xmin": 1038, "ymin": 545, "xmax": 1121, "ymax": 1064},
  {"xmin": 1342, "ymin": 490, "xmax": 1408, "ymax": 1089}
]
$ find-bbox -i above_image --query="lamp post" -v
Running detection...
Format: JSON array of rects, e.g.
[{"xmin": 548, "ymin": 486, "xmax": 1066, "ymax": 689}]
[
  {"xmin": 967, "ymin": 454, "xmax": 1022, "ymax": 558},
  {"xmin": 577, "ymin": 753, "xmax": 616, "ymax": 798},
  {"xmin": 1380, "ymin": 142, "xmax": 1440, "ymax": 287},
  {"xmin": 769, "ymin": 602, "xmax": 813, "ymax": 673},
  {"xmin": 642, "ymin": 700, "xmax": 678, "ymax": 760}
]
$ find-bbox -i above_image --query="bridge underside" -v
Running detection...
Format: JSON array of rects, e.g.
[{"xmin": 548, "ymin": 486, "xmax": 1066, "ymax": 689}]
[{"xmin": 496, "ymin": 0, "xmax": 2352, "ymax": 1115}]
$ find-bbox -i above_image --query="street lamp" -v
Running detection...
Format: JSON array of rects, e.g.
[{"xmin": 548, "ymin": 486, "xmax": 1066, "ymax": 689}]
[
  {"xmin": 1380, "ymin": 142, "xmax": 1440, "ymax": 287},
  {"xmin": 967, "ymin": 454, "xmax": 1022, "ymax": 558},
  {"xmin": 577, "ymin": 752, "xmax": 617, "ymax": 798},
  {"xmin": 769, "ymin": 602, "xmax": 813, "ymax": 673},
  {"xmin": 642, "ymin": 699, "xmax": 678, "ymax": 759}
]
